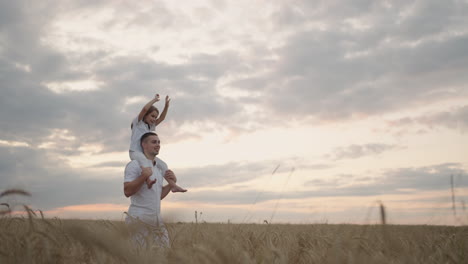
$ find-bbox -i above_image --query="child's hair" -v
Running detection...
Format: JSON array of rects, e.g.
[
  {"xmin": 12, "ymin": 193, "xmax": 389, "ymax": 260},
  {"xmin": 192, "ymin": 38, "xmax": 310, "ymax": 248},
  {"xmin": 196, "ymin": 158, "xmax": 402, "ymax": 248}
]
[
  {"xmin": 131, "ymin": 106, "xmax": 160, "ymax": 129},
  {"xmin": 143, "ymin": 106, "xmax": 159, "ymax": 121}
]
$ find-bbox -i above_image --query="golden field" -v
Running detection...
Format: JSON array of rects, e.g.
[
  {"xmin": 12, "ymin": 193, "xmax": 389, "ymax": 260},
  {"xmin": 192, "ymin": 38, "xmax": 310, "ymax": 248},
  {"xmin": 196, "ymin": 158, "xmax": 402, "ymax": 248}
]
[{"xmin": 1, "ymin": 212, "xmax": 467, "ymax": 264}]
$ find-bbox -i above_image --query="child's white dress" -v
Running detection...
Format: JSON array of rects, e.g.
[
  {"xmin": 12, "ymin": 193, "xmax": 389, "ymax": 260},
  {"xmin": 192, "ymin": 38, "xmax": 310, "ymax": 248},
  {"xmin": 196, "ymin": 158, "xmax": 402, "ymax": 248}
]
[{"xmin": 129, "ymin": 116, "xmax": 156, "ymax": 179}]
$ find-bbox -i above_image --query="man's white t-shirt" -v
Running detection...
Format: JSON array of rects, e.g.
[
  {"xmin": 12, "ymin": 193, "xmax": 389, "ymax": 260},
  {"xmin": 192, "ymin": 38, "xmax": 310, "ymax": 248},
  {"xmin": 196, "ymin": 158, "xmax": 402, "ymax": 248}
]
[
  {"xmin": 129, "ymin": 117, "xmax": 156, "ymax": 153},
  {"xmin": 124, "ymin": 157, "xmax": 168, "ymax": 225}
]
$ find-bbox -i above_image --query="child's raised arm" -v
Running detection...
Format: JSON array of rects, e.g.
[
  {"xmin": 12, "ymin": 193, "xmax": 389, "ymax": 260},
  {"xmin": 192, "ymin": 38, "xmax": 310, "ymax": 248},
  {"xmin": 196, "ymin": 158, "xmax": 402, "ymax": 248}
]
[
  {"xmin": 138, "ymin": 94, "xmax": 160, "ymax": 121},
  {"xmin": 155, "ymin": 95, "xmax": 171, "ymax": 126}
]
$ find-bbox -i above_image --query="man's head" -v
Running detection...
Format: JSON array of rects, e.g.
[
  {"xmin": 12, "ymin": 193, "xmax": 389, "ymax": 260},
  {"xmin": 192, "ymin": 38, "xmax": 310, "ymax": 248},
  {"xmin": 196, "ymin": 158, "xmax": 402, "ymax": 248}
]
[{"xmin": 140, "ymin": 132, "xmax": 160, "ymax": 158}]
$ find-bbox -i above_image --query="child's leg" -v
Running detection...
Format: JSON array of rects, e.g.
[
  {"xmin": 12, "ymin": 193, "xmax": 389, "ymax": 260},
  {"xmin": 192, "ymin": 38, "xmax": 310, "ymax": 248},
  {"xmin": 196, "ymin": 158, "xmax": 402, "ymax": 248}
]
[
  {"xmin": 156, "ymin": 159, "xmax": 186, "ymax": 192},
  {"xmin": 163, "ymin": 175, "xmax": 187, "ymax": 193},
  {"xmin": 130, "ymin": 151, "xmax": 154, "ymax": 188}
]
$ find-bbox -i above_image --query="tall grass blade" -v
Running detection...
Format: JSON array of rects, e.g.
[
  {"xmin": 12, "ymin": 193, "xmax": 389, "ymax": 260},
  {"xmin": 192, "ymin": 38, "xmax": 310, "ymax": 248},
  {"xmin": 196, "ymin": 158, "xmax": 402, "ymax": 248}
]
[{"xmin": 0, "ymin": 189, "xmax": 31, "ymax": 198}]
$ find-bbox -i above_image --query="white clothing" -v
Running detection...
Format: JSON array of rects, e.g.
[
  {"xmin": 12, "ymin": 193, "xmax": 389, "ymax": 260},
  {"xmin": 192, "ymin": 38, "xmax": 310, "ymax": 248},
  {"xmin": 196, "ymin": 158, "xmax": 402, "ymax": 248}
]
[
  {"xmin": 129, "ymin": 116, "xmax": 157, "ymax": 180},
  {"xmin": 128, "ymin": 152, "xmax": 168, "ymax": 183},
  {"xmin": 129, "ymin": 150, "xmax": 153, "ymax": 168},
  {"xmin": 129, "ymin": 150, "xmax": 155, "ymax": 180},
  {"xmin": 124, "ymin": 159, "xmax": 168, "ymax": 224},
  {"xmin": 125, "ymin": 215, "xmax": 170, "ymax": 249},
  {"xmin": 129, "ymin": 116, "xmax": 156, "ymax": 153},
  {"xmin": 124, "ymin": 158, "xmax": 170, "ymax": 249}
]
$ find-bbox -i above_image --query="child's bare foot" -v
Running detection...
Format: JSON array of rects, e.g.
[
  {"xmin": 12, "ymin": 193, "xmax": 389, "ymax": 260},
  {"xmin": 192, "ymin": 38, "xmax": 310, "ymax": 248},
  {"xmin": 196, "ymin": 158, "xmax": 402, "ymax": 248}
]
[
  {"xmin": 171, "ymin": 185, "xmax": 187, "ymax": 193},
  {"xmin": 146, "ymin": 178, "xmax": 156, "ymax": 189}
]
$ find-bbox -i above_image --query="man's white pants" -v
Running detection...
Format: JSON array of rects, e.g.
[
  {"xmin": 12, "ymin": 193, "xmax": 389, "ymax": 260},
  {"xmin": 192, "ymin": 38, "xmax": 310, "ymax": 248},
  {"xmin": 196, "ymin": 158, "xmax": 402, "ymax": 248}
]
[{"xmin": 125, "ymin": 215, "xmax": 170, "ymax": 249}]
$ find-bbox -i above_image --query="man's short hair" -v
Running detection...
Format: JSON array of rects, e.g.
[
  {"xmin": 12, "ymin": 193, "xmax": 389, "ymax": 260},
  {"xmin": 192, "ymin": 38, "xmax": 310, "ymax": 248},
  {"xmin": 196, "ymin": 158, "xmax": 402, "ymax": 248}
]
[{"xmin": 140, "ymin": 132, "xmax": 158, "ymax": 148}]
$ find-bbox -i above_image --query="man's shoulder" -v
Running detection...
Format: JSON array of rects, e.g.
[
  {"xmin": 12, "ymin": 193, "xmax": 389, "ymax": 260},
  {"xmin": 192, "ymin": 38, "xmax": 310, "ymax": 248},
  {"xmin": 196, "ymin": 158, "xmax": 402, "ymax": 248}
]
[
  {"xmin": 155, "ymin": 157, "xmax": 168, "ymax": 169},
  {"xmin": 155, "ymin": 156, "xmax": 166, "ymax": 164},
  {"xmin": 125, "ymin": 160, "xmax": 141, "ymax": 172}
]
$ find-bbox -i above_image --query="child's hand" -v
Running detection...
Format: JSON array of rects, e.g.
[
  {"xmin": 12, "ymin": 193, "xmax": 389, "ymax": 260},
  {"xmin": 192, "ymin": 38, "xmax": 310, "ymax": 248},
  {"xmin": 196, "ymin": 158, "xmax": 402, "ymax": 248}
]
[
  {"xmin": 146, "ymin": 177, "xmax": 157, "ymax": 189},
  {"xmin": 154, "ymin": 94, "xmax": 160, "ymax": 101},
  {"xmin": 165, "ymin": 95, "xmax": 171, "ymax": 106}
]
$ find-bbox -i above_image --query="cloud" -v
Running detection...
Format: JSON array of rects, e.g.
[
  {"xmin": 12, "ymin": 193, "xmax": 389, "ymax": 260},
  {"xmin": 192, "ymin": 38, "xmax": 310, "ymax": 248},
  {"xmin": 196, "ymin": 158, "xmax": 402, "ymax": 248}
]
[
  {"xmin": 171, "ymin": 162, "xmax": 468, "ymax": 205},
  {"xmin": 0, "ymin": 142, "xmax": 287, "ymax": 210},
  {"xmin": 1, "ymin": 0, "xmax": 467, "ymax": 224},
  {"xmin": 174, "ymin": 160, "xmax": 285, "ymax": 188},
  {"xmin": 0, "ymin": 145, "xmax": 125, "ymax": 211},
  {"xmin": 304, "ymin": 163, "xmax": 467, "ymax": 195},
  {"xmin": 230, "ymin": 0, "xmax": 468, "ymax": 122},
  {"xmin": 327, "ymin": 143, "xmax": 399, "ymax": 160},
  {"xmin": 268, "ymin": 32, "xmax": 468, "ymax": 120},
  {"xmin": 88, "ymin": 161, "xmax": 128, "ymax": 168},
  {"xmin": 388, "ymin": 105, "xmax": 468, "ymax": 131},
  {"xmin": 1, "ymin": 137, "xmax": 466, "ymax": 222},
  {"xmin": 1, "ymin": 0, "xmax": 250, "ymax": 152},
  {"xmin": 395, "ymin": 0, "xmax": 466, "ymax": 40},
  {"xmin": 2, "ymin": 0, "xmax": 468, "ymax": 156}
]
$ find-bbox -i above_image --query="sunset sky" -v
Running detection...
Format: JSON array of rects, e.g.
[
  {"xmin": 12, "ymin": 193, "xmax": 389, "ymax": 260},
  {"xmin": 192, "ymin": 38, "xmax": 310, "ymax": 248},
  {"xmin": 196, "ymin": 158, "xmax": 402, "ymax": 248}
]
[{"xmin": 1, "ymin": 0, "xmax": 468, "ymax": 225}]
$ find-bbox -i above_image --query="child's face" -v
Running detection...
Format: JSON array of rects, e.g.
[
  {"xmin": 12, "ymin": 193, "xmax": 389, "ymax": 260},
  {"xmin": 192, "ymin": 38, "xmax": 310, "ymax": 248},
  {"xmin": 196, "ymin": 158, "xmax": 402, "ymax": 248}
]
[{"xmin": 144, "ymin": 110, "xmax": 159, "ymax": 125}]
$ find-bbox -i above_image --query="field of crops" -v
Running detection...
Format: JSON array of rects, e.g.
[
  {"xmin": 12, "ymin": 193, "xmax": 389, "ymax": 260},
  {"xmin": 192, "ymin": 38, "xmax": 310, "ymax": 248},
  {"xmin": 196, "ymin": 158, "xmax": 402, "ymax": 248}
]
[{"xmin": 1, "ymin": 211, "xmax": 467, "ymax": 264}]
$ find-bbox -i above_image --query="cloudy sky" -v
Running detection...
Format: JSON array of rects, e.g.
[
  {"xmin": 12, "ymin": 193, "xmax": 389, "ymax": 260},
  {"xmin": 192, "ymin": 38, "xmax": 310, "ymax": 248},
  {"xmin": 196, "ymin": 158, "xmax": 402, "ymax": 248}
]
[{"xmin": 1, "ymin": 0, "xmax": 468, "ymax": 225}]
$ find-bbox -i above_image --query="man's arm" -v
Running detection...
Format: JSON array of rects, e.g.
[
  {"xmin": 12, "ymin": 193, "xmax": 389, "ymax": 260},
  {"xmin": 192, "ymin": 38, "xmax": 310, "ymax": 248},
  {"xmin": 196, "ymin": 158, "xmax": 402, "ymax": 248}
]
[
  {"xmin": 161, "ymin": 184, "xmax": 171, "ymax": 200},
  {"xmin": 155, "ymin": 96, "xmax": 170, "ymax": 126},
  {"xmin": 161, "ymin": 169, "xmax": 177, "ymax": 200},
  {"xmin": 124, "ymin": 167, "xmax": 153, "ymax": 197}
]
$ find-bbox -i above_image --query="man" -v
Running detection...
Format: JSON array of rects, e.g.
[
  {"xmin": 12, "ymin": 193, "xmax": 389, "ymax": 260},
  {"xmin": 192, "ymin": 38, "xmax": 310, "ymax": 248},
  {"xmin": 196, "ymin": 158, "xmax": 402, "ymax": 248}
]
[{"xmin": 124, "ymin": 132, "xmax": 180, "ymax": 249}]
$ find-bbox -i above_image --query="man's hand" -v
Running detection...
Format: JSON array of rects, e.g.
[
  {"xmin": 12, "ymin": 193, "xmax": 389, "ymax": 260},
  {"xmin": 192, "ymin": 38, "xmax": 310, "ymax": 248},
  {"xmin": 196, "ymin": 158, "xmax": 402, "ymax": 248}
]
[
  {"xmin": 154, "ymin": 93, "xmax": 160, "ymax": 101},
  {"xmin": 164, "ymin": 170, "xmax": 177, "ymax": 183},
  {"xmin": 165, "ymin": 95, "xmax": 171, "ymax": 106},
  {"xmin": 141, "ymin": 167, "xmax": 152, "ymax": 179}
]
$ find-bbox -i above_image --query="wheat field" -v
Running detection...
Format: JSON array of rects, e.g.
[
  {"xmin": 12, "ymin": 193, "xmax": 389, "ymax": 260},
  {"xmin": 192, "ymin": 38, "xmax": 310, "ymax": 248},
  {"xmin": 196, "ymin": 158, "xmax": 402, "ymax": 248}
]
[{"xmin": 1, "ymin": 210, "xmax": 467, "ymax": 264}]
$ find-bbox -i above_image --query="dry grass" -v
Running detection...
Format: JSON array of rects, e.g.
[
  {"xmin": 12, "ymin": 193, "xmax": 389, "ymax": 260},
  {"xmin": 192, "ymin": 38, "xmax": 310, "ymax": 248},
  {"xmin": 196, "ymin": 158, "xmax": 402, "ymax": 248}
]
[
  {"xmin": 1, "ymin": 189, "xmax": 467, "ymax": 263},
  {"xmin": 1, "ymin": 213, "xmax": 467, "ymax": 264}
]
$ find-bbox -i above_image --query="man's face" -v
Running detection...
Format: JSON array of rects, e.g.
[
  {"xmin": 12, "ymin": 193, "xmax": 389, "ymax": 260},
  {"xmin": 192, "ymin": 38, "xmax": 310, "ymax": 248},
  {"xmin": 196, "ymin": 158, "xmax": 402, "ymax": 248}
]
[{"xmin": 142, "ymin": 135, "xmax": 160, "ymax": 156}]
